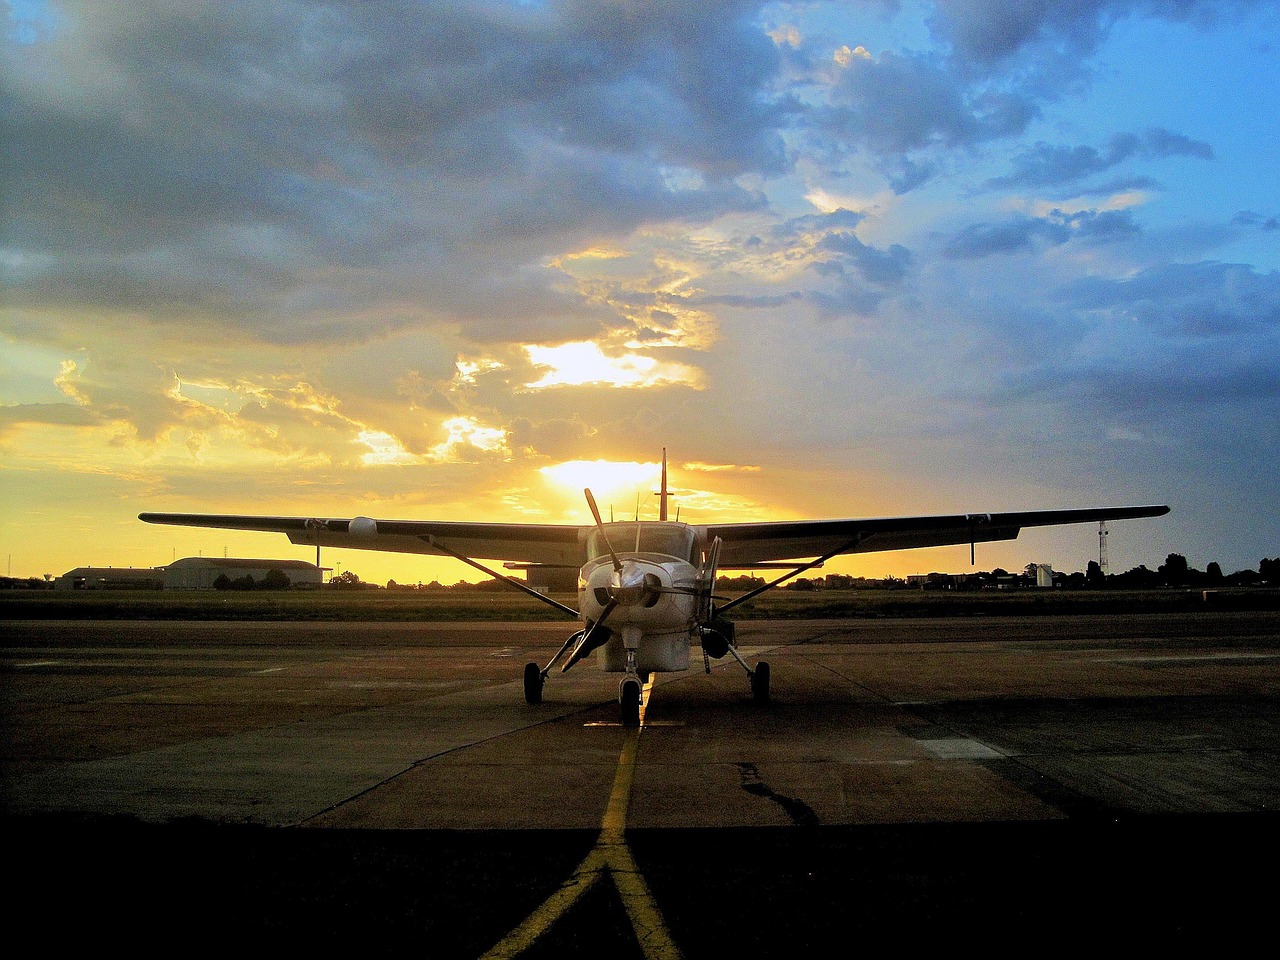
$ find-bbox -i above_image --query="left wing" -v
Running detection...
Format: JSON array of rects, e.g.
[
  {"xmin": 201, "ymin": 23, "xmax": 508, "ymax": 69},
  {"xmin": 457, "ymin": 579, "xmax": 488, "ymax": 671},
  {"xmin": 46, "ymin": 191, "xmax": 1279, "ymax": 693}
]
[
  {"xmin": 703, "ymin": 505, "xmax": 1170, "ymax": 566},
  {"xmin": 138, "ymin": 513, "xmax": 585, "ymax": 565}
]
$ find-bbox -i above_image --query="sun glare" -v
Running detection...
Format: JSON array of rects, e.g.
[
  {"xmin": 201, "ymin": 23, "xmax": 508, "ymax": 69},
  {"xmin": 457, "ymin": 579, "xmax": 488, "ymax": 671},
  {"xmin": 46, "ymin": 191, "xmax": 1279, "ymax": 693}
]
[
  {"xmin": 523, "ymin": 341, "xmax": 701, "ymax": 389},
  {"xmin": 429, "ymin": 416, "xmax": 508, "ymax": 461},
  {"xmin": 540, "ymin": 459, "xmax": 662, "ymax": 507}
]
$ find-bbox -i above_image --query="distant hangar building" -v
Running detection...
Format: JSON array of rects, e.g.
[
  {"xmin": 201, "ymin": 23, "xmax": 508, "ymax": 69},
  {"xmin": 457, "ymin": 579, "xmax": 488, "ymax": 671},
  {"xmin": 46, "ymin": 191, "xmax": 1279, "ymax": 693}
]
[
  {"xmin": 53, "ymin": 567, "xmax": 166, "ymax": 590},
  {"xmin": 54, "ymin": 558, "xmax": 325, "ymax": 590},
  {"xmin": 163, "ymin": 557, "xmax": 325, "ymax": 590}
]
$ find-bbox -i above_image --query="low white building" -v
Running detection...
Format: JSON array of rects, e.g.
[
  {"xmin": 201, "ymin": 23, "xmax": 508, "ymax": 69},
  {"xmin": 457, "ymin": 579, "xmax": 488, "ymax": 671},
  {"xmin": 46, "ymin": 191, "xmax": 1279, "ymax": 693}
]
[{"xmin": 163, "ymin": 557, "xmax": 325, "ymax": 590}]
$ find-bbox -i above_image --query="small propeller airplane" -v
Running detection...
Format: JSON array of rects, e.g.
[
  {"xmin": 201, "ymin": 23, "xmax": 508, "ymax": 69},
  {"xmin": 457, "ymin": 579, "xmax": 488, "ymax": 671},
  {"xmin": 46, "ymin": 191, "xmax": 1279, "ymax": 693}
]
[{"xmin": 140, "ymin": 450, "xmax": 1168, "ymax": 725}]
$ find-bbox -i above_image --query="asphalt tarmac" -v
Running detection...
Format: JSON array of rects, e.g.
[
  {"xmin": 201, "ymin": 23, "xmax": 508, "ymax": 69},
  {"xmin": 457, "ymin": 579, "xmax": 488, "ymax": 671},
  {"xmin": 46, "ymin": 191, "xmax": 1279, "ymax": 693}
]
[{"xmin": 3, "ymin": 612, "xmax": 1278, "ymax": 956}]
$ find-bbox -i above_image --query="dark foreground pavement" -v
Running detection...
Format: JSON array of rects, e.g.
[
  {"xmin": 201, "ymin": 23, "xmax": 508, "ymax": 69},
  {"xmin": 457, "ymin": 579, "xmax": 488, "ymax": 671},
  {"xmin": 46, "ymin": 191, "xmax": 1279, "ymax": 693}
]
[
  {"xmin": 4, "ymin": 612, "xmax": 1278, "ymax": 955},
  {"xmin": 6, "ymin": 813, "xmax": 1277, "ymax": 955}
]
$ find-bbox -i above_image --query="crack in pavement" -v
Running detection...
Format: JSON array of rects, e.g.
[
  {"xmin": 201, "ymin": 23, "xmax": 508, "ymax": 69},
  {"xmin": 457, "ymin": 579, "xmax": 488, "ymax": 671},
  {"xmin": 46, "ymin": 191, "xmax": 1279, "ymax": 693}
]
[{"xmin": 736, "ymin": 762, "xmax": 819, "ymax": 827}]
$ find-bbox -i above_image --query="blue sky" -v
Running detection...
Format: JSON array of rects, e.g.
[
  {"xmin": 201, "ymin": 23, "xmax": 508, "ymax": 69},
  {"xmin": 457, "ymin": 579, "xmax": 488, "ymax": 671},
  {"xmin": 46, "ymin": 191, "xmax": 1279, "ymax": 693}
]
[{"xmin": 2, "ymin": 0, "xmax": 1277, "ymax": 583}]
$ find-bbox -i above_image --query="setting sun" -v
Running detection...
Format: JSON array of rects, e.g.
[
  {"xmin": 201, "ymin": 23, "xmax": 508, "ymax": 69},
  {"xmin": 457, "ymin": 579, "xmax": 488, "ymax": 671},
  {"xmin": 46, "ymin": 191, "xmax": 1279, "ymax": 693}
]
[{"xmin": 540, "ymin": 459, "xmax": 662, "ymax": 511}]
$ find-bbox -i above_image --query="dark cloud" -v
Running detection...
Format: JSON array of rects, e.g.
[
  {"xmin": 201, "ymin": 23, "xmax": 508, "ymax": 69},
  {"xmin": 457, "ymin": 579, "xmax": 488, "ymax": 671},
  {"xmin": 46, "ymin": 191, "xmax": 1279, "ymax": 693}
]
[
  {"xmin": 1056, "ymin": 260, "xmax": 1280, "ymax": 335},
  {"xmin": 944, "ymin": 217, "xmax": 1061, "ymax": 259},
  {"xmin": 694, "ymin": 292, "xmax": 805, "ymax": 309},
  {"xmin": 944, "ymin": 208, "xmax": 1139, "ymax": 259},
  {"xmin": 809, "ymin": 285, "xmax": 888, "ymax": 318},
  {"xmin": 771, "ymin": 209, "xmax": 866, "ymax": 239},
  {"xmin": 1071, "ymin": 208, "xmax": 1142, "ymax": 241},
  {"xmin": 931, "ymin": 0, "xmax": 1115, "ymax": 64},
  {"xmin": 1, "ymin": 0, "xmax": 784, "ymax": 344},
  {"xmin": 1233, "ymin": 211, "xmax": 1280, "ymax": 230},
  {"xmin": 821, "ymin": 50, "xmax": 1037, "ymax": 155},
  {"xmin": 768, "ymin": 210, "xmax": 911, "ymax": 287},
  {"xmin": 507, "ymin": 416, "xmax": 594, "ymax": 459},
  {"xmin": 885, "ymin": 157, "xmax": 938, "ymax": 195},
  {"xmin": 997, "ymin": 339, "xmax": 1280, "ymax": 432},
  {"xmin": 0, "ymin": 402, "xmax": 100, "ymax": 431},
  {"xmin": 989, "ymin": 127, "xmax": 1213, "ymax": 189},
  {"xmin": 815, "ymin": 233, "xmax": 912, "ymax": 286},
  {"xmin": 931, "ymin": 0, "xmax": 1246, "ymax": 65}
]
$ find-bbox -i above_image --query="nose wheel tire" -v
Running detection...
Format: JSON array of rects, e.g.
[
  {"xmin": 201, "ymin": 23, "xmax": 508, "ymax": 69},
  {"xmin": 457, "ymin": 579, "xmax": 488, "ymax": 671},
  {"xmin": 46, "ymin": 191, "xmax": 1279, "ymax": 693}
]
[
  {"xmin": 751, "ymin": 661, "xmax": 770, "ymax": 705},
  {"xmin": 524, "ymin": 662, "xmax": 544, "ymax": 705},
  {"xmin": 620, "ymin": 678, "xmax": 641, "ymax": 727}
]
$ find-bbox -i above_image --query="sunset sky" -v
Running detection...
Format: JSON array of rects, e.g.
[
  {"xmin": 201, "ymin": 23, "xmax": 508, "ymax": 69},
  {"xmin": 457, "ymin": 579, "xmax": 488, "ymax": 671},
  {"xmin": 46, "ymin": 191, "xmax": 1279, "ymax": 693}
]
[{"xmin": 3, "ymin": 0, "xmax": 1277, "ymax": 586}]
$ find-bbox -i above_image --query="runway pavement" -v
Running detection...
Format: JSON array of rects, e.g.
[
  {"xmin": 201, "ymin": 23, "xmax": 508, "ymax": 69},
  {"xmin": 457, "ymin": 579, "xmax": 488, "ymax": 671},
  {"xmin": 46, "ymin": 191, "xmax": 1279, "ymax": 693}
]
[{"xmin": 3, "ymin": 611, "xmax": 1279, "ymax": 955}]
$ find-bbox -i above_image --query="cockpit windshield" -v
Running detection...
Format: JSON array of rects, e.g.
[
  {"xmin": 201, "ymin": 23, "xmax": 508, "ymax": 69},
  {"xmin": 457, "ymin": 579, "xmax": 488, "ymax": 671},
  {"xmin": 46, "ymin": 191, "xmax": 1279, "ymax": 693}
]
[{"xmin": 586, "ymin": 522, "xmax": 696, "ymax": 563}]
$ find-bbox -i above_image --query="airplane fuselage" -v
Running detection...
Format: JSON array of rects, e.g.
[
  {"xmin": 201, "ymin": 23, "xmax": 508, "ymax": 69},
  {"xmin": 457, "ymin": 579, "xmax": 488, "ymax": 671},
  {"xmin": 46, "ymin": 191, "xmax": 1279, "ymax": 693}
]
[
  {"xmin": 579, "ymin": 553, "xmax": 699, "ymax": 674},
  {"xmin": 576, "ymin": 520, "xmax": 705, "ymax": 675}
]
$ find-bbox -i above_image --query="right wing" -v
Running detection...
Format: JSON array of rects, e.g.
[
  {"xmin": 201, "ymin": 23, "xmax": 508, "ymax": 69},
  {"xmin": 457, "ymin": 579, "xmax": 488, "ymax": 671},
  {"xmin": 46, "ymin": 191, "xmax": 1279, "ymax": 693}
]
[
  {"xmin": 704, "ymin": 505, "xmax": 1170, "ymax": 566},
  {"xmin": 138, "ymin": 513, "xmax": 586, "ymax": 565}
]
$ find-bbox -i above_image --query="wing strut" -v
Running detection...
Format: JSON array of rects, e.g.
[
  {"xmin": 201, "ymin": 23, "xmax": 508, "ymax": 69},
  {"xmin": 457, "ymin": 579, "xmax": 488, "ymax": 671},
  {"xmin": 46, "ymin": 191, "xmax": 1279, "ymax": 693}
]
[
  {"xmin": 717, "ymin": 535, "xmax": 864, "ymax": 615},
  {"xmin": 423, "ymin": 535, "xmax": 579, "ymax": 619}
]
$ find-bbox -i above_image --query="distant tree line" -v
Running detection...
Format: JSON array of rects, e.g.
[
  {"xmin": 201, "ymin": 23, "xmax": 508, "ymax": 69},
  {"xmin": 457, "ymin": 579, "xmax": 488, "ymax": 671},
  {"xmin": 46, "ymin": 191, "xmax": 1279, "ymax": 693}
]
[
  {"xmin": 1097, "ymin": 554, "xmax": 1279, "ymax": 590},
  {"xmin": 711, "ymin": 554, "xmax": 1278, "ymax": 593},
  {"xmin": 0, "ymin": 575, "xmax": 56, "ymax": 590},
  {"xmin": 212, "ymin": 568, "xmax": 294, "ymax": 591},
  {"xmin": 385, "ymin": 576, "xmax": 535, "ymax": 592},
  {"xmin": 3, "ymin": 554, "xmax": 1275, "ymax": 594},
  {"xmin": 354, "ymin": 555, "xmax": 1280, "ymax": 593}
]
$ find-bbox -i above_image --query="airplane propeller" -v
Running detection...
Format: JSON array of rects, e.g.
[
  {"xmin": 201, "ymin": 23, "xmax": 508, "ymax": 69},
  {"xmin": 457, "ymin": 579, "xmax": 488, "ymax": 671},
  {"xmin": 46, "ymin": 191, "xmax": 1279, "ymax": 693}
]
[
  {"xmin": 561, "ymin": 598, "xmax": 617, "ymax": 672},
  {"xmin": 561, "ymin": 487, "xmax": 626, "ymax": 673},
  {"xmin": 585, "ymin": 487, "xmax": 622, "ymax": 574}
]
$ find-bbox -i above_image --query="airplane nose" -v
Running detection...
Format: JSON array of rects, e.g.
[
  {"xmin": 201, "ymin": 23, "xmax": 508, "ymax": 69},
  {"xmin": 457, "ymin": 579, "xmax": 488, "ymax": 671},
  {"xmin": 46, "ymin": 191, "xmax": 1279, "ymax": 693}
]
[{"xmin": 608, "ymin": 562, "xmax": 663, "ymax": 607}]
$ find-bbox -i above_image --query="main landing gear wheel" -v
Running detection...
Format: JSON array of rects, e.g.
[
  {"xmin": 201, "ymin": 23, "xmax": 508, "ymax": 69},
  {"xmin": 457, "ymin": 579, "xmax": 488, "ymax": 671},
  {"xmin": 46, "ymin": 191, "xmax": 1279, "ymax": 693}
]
[
  {"xmin": 751, "ymin": 661, "xmax": 770, "ymax": 705},
  {"xmin": 523, "ymin": 662, "xmax": 544, "ymax": 705},
  {"xmin": 620, "ymin": 678, "xmax": 641, "ymax": 727}
]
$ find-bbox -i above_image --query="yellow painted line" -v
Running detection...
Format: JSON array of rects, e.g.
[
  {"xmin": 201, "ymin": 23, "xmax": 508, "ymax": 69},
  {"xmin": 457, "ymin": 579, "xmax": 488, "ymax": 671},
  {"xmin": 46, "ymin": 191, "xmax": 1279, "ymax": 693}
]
[
  {"xmin": 477, "ymin": 847, "xmax": 607, "ymax": 960},
  {"xmin": 479, "ymin": 676, "xmax": 681, "ymax": 960}
]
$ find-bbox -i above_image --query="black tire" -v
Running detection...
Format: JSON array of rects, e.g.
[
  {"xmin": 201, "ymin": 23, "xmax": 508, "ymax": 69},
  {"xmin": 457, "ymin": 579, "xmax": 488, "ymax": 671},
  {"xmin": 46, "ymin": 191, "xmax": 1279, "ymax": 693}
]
[
  {"xmin": 620, "ymin": 679, "xmax": 641, "ymax": 727},
  {"xmin": 751, "ymin": 661, "xmax": 770, "ymax": 705},
  {"xmin": 524, "ymin": 662, "xmax": 543, "ymax": 705}
]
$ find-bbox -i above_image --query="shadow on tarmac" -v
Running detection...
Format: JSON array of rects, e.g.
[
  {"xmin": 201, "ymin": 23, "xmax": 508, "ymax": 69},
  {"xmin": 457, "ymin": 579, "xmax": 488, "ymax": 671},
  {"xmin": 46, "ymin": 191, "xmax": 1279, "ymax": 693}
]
[{"xmin": 6, "ymin": 812, "xmax": 1277, "ymax": 956}]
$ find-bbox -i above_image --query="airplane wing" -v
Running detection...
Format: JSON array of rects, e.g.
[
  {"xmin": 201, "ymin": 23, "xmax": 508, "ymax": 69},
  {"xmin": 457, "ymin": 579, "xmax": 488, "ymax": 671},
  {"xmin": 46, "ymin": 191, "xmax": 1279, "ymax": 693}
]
[
  {"xmin": 137, "ymin": 513, "xmax": 585, "ymax": 565},
  {"xmin": 141, "ymin": 504, "xmax": 1168, "ymax": 567},
  {"xmin": 704, "ymin": 505, "xmax": 1170, "ymax": 566}
]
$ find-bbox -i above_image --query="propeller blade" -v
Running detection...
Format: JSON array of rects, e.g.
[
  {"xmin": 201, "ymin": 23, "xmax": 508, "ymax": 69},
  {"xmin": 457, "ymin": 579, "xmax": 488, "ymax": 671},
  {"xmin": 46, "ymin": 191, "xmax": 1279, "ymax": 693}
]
[
  {"xmin": 562, "ymin": 598, "xmax": 618, "ymax": 672},
  {"xmin": 585, "ymin": 487, "xmax": 623, "ymax": 573}
]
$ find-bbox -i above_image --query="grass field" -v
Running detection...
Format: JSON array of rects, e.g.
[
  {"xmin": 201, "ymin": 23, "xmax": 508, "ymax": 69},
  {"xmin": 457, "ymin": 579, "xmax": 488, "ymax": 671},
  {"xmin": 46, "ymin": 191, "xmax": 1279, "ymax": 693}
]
[{"xmin": 2, "ymin": 585, "xmax": 1275, "ymax": 621}]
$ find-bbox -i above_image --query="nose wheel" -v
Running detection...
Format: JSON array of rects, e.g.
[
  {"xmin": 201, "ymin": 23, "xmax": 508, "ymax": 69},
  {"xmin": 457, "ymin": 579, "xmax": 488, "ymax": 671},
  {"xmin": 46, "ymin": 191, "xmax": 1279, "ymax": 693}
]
[{"xmin": 620, "ymin": 677, "xmax": 641, "ymax": 727}]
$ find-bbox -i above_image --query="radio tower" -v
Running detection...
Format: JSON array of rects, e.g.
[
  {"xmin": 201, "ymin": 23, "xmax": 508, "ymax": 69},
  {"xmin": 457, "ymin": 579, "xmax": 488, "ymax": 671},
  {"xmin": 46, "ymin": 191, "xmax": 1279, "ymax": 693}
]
[{"xmin": 1098, "ymin": 521, "xmax": 1110, "ymax": 575}]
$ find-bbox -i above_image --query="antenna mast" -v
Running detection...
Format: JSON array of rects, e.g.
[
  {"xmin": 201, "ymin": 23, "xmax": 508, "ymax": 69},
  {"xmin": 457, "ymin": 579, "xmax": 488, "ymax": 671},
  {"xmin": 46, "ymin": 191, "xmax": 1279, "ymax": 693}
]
[{"xmin": 658, "ymin": 448, "xmax": 669, "ymax": 521}]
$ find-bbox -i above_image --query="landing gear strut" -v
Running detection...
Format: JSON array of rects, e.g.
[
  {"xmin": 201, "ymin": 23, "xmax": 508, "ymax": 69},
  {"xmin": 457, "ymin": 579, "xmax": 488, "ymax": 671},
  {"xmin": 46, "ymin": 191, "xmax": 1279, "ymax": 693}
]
[
  {"xmin": 724, "ymin": 643, "xmax": 770, "ymax": 705},
  {"xmin": 524, "ymin": 626, "xmax": 595, "ymax": 706},
  {"xmin": 619, "ymin": 646, "xmax": 642, "ymax": 727}
]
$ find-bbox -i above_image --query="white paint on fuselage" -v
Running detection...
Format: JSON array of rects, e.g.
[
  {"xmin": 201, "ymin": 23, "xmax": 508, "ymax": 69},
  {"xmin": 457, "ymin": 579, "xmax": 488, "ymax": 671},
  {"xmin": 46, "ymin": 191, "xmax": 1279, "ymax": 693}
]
[{"xmin": 578, "ymin": 553, "xmax": 700, "ymax": 674}]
